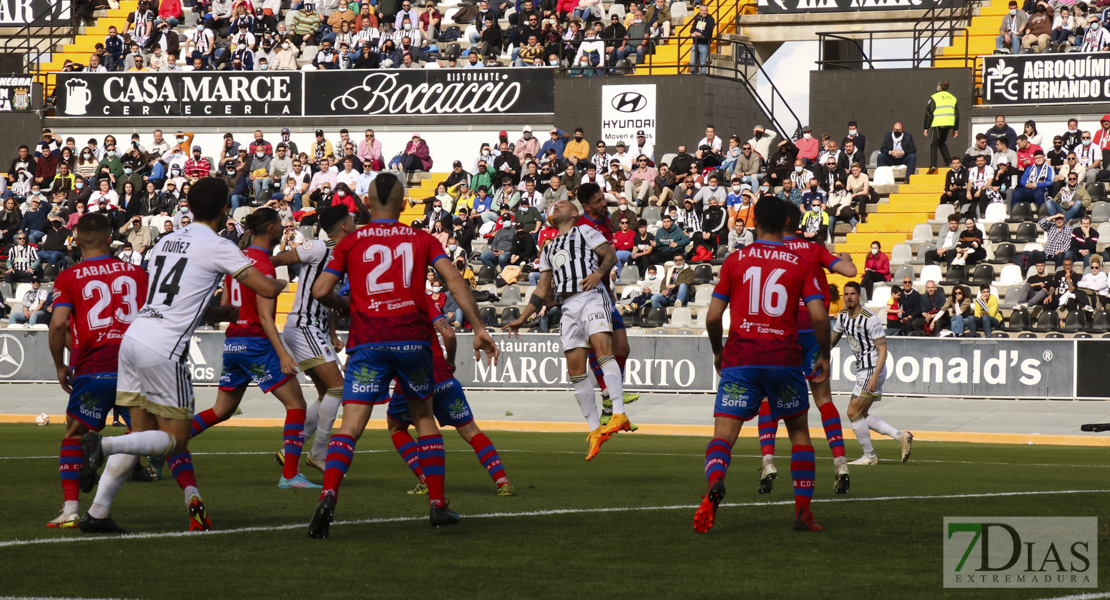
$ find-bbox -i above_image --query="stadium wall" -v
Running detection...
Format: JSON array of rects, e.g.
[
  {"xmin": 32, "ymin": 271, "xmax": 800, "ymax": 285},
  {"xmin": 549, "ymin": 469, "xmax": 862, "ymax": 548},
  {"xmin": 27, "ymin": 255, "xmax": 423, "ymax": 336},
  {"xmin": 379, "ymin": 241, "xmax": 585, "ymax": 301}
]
[
  {"xmin": 0, "ymin": 330, "xmax": 1104, "ymax": 400},
  {"xmin": 808, "ymin": 67, "xmax": 973, "ymax": 144}
]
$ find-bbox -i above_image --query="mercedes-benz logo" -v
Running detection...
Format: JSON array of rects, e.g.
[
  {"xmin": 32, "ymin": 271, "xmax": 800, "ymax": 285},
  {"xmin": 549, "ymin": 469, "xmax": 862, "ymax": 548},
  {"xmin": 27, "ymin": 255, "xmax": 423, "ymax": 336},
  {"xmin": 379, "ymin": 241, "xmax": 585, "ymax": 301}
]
[
  {"xmin": 611, "ymin": 92, "xmax": 647, "ymax": 113},
  {"xmin": 0, "ymin": 333, "xmax": 25, "ymax": 378}
]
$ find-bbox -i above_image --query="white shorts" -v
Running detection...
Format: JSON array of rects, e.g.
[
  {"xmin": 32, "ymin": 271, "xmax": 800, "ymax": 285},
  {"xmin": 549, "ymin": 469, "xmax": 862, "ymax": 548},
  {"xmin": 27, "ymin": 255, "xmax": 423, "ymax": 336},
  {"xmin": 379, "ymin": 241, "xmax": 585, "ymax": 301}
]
[
  {"xmin": 115, "ymin": 337, "xmax": 194, "ymax": 420},
  {"xmin": 559, "ymin": 288, "xmax": 613, "ymax": 351},
  {"xmin": 282, "ymin": 325, "xmax": 337, "ymax": 371},
  {"xmin": 851, "ymin": 364, "xmax": 888, "ymax": 400}
]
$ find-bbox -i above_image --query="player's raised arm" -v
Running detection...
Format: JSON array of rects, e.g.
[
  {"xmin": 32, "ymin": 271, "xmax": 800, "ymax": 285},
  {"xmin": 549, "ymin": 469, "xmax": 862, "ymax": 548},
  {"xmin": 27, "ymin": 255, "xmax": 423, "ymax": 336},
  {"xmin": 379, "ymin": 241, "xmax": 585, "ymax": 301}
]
[
  {"xmin": 434, "ymin": 255, "xmax": 499, "ymax": 366},
  {"xmin": 831, "ymin": 253, "xmax": 858, "ymax": 278},
  {"xmin": 48, "ymin": 305, "xmax": 73, "ymax": 394},
  {"xmin": 582, "ymin": 241, "xmax": 617, "ymax": 291},
  {"xmin": 270, "ymin": 247, "xmax": 302, "ymax": 267},
  {"xmin": 235, "ymin": 265, "xmax": 286, "ymax": 299},
  {"xmin": 434, "ymin": 315, "xmax": 458, "ymax": 372}
]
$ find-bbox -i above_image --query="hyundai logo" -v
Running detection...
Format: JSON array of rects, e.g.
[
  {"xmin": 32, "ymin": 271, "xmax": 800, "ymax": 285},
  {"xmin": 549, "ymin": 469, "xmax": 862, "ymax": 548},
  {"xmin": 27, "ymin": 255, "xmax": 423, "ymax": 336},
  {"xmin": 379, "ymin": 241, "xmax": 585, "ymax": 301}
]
[{"xmin": 611, "ymin": 92, "xmax": 647, "ymax": 113}]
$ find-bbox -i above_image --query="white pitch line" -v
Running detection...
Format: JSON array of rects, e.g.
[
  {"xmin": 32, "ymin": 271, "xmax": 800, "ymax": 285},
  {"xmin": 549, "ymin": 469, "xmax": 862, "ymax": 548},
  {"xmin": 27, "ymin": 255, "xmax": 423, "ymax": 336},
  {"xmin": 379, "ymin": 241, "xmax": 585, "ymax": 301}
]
[
  {"xmin": 1032, "ymin": 593, "xmax": 1110, "ymax": 600},
  {"xmin": 3, "ymin": 448, "xmax": 1110, "ymax": 470},
  {"xmin": 1, "ymin": 489, "xmax": 1106, "ymax": 549}
]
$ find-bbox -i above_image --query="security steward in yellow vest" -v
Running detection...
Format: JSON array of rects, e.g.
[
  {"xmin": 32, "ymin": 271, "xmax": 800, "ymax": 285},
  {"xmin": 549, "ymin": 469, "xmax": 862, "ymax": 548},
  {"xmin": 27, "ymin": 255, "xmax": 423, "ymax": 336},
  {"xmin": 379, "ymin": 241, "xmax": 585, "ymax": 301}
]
[{"xmin": 924, "ymin": 80, "xmax": 959, "ymax": 174}]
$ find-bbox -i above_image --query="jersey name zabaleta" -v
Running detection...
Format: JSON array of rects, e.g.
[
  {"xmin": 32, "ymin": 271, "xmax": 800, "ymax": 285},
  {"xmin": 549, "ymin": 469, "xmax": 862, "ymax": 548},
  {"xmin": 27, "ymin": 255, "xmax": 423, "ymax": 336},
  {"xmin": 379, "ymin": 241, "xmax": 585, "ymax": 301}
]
[
  {"xmin": 224, "ymin": 246, "xmax": 275, "ymax": 339},
  {"xmin": 125, "ymin": 224, "xmax": 252, "ymax": 361},
  {"xmin": 52, "ymin": 256, "xmax": 148, "ymax": 377},
  {"xmin": 324, "ymin": 219, "xmax": 447, "ymax": 351},
  {"xmin": 712, "ymin": 240, "xmax": 824, "ymax": 369},
  {"xmin": 784, "ymin": 236, "xmax": 839, "ymax": 332}
]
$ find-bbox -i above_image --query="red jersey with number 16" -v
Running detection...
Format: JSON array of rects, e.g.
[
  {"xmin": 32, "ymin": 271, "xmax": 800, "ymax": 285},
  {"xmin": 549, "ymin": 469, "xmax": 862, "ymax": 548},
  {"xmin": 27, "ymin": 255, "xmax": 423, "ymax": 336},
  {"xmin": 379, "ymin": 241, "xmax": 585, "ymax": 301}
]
[
  {"xmin": 711, "ymin": 241, "xmax": 824, "ymax": 369},
  {"xmin": 784, "ymin": 236, "xmax": 840, "ymax": 332},
  {"xmin": 52, "ymin": 255, "xmax": 148, "ymax": 377},
  {"xmin": 223, "ymin": 246, "xmax": 275, "ymax": 339},
  {"xmin": 324, "ymin": 219, "xmax": 448, "ymax": 351}
]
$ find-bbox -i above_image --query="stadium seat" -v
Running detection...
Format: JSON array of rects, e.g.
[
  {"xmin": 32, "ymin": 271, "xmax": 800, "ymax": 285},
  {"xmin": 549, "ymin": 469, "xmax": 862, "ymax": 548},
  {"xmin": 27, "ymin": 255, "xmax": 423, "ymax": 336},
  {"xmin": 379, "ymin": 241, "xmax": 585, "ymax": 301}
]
[
  {"xmin": 690, "ymin": 286, "xmax": 714, "ymax": 307},
  {"xmin": 998, "ymin": 264, "xmax": 1022, "ymax": 286},
  {"xmin": 865, "ymin": 286, "xmax": 891, "ymax": 312},
  {"xmin": 424, "ymin": 61, "xmax": 440, "ymax": 69},
  {"xmin": 642, "ymin": 306, "xmax": 667, "ymax": 328},
  {"xmin": 1018, "ymin": 332, "xmax": 1038, "ymax": 338},
  {"xmin": 1089, "ymin": 184, "xmax": 1108, "ymax": 203},
  {"xmin": 499, "ymin": 307, "xmax": 521, "ymax": 326},
  {"xmin": 889, "ymin": 243, "xmax": 912, "ymax": 266},
  {"xmin": 1004, "ymin": 307, "xmax": 1029, "ymax": 332},
  {"xmin": 1000, "ymin": 286, "xmax": 1022, "ymax": 308},
  {"xmin": 991, "ymin": 332, "xmax": 1009, "ymax": 338},
  {"xmin": 1091, "ymin": 310, "xmax": 1110, "ymax": 333},
  {"xmin": 989, "ymin": 243, "xmax": 1016, "ymax": 265},
  {"xmin": 479, "ymin": 306, "xmax": 498, "ymax": 326},
  {"xmin": 1061, "ymin": 310, "xmax": 1084, "ymax": 333},
  {"xmin": 608, "ymin": 3, "xmax": 626, "ymax": 18},
  {"xmin": 1091, "ymin": 202, "xmax": 1110, "ymax": 223},
  {"xmin": 1031, "ymin": 309, "xmax": 1058, "ymax": 332},
  {"xmin": 298, "ymin": 226, "xmax": 314, "ymax": 241},
  {"xmin": 640, "ymin": 206, "xmax": 662, "ymax": 224},
  {"xmin": 987, "ymin": 222, "xmax": 1011, "ymax": 243},
  {"xmin": 232, "ymin": 206, "xmax": 254, "ymax": 222},
  {"xmin": 892, "ymin": 265, "xmax": 914, "ymax": 284},
  {"xmin": 443, "ymin": 43, "xmax": 461, "ymax": 60},
  {"xmin": 1006, "ymin": 202, "xmax": 1034, "ymax": 223},
  {"xmin": 914, "ymin": 243, "xmax": 935, "ymax": 265},
  {"xmin": 1098, "ymin": 223, "xmax": 1110, "ymax": 240},
  {"xmin": 619, "ymin": 264, "xmax": 640, "ymax": 282},
  {"xmin": 872, "ymin": 166, "xmax": 894, "ymax": 186},
  {"xmin": 498, "ymin": 286, "xmax": 521, "ymax": 305},
  {"xmin": 695, "ymin": 307, "xmax": 708, "ymax": 327},
  {"xmin": 670, "ymin": 1, "xmax": 688, "ymax": 17},
  {"xmin": 912, "ymin": 223, "xmax": 933, "ymax": 242},
  {"xmin": 42, "ymin": 264, "xmax": 59, "ymax": 282},
  {"xmin": 941, "ymin": 264, "xmax": 966, "ymax": 286},
  {"xmin": 668, "ymin": 307, "xmax": 693, "ymax": 327},
  {"xmin": 693, "ymin": 264, "xmax": 713, "ymax": 285},
  {"xmin": 1075, "ymin": 333, "xmax": 1093, "ymax": 338},
  {"xmin": 477, "ymin": 265, "xmax": 497, "ymax": 285},
  {"xmin": 970, "ymin": 264, "xmax": 995, "ymax": 286},
  {"xmin": 982, "ymin": 203, "xmax": 1009, "ymax": 224},
  {"xmin": 928, "ymin": 204, "xmax": 955, "ymax": 225},
  {"xmin": 659, "ymin": 154, "xmax": 676, "ymax": 169},
  {"xmin": 612, "ymin": 59, "xmax": 633, "ymax": 75},
  {"xmin": 919, "ymin": 264, "xmax": 942, "ymax": 284},
  {"xmin": 1045, "ymin": 332, "xmax": 1065, "ymax": 339},
  {"xmin": 1014, "ymin": 222, "xmax": 1039, "ymax": 243}
]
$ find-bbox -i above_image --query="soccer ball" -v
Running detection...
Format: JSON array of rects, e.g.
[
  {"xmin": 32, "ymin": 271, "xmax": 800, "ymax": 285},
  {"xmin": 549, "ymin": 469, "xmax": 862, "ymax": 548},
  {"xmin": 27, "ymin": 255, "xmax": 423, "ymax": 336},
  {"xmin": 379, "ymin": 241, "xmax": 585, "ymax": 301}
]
[{"xmin": 35, "ymin": 413, "xmax": 50, "ymax": 426}]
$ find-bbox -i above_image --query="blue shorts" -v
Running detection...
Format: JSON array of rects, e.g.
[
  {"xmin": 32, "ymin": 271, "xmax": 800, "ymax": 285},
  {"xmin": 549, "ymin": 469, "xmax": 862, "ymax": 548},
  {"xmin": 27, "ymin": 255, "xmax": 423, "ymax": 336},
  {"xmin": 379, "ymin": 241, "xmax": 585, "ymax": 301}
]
[
  {"xmin": 610, "ymin": 307, "xmax": 626, "ymax": 331},
  {"xmin": 715, "ymin": 367, "xmax": 809, "ymax": 422},
  {"xmin": 798, "ymin": 331, "xmax": 821, "ymax": 380},
  {"xmin": 386, "ymin": 378, "xmax": 474, "ymax": 428},
  {"xmin": 67, "ymin": 374, "xmax": 130, "ymax": 431},
  {"xmin": 219, "ymin": 337, "xmax": 291, "ymax": 393},
  {"xmin": 343, "ymin": 343, "xmax": 434, "ymax": 405}
]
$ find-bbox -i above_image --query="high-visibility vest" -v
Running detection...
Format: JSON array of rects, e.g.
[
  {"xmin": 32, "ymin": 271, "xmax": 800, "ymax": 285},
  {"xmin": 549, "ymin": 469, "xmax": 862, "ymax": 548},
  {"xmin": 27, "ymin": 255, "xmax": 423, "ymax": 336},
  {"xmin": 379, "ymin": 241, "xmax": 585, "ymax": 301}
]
[{"xmin": 930, "ymin": 91, "xmax": 957, "ymax": 128}]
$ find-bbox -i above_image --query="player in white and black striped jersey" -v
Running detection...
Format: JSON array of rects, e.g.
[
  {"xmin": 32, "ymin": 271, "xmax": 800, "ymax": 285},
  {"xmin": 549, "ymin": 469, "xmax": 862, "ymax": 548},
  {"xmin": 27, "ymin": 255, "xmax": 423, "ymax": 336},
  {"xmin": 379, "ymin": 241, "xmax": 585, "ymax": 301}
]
[
  {"xmin": 270, "ymin": 204, "xmax": 355, "ymax": 473},
  {"xmin": 503, "ymin": 199, "xmax": 633, "ymax": 460},
  {"xmin": 833, "ymin": 281, "xmax": 912, "ymax": 466}
]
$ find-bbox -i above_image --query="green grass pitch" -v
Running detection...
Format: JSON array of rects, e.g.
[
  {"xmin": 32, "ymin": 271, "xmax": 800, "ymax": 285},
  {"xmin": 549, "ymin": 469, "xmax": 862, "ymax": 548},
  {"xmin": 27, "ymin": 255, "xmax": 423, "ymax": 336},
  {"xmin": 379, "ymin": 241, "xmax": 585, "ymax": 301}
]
[{"xmin": 1, "ymin": 424, "xmax": 1107, "ymax": 600}]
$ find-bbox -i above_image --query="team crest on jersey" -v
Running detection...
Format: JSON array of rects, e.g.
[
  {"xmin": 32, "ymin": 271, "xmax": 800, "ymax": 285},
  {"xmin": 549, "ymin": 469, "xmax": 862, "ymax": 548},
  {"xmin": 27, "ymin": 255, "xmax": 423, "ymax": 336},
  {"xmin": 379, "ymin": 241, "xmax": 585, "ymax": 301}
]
[{"xmin": 551, "ymin": 249, "xmax": 571, "ymax": 269}]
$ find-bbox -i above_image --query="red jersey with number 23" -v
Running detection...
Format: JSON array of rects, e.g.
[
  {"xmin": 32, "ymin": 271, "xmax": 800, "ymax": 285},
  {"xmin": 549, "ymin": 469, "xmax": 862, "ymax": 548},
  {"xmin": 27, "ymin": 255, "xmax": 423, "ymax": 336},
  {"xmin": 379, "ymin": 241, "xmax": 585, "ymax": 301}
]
[
  {"xmin": 784, "ymin": 236, "xmax": 839, "ymax": 332},
  {"xmin": 325, "ymin": 219, "xmax": 448, "ymax": 351},
  {"xmin": 52, "ymin": 255, "xmax": 148, "ymax": 377},
  {"xmin": 223, "ymin": 246, "xmax": 275, "ymax": 339},
  {"xmin": 712, "ymin": 240, "xmax": 824, "ymax": 369}
]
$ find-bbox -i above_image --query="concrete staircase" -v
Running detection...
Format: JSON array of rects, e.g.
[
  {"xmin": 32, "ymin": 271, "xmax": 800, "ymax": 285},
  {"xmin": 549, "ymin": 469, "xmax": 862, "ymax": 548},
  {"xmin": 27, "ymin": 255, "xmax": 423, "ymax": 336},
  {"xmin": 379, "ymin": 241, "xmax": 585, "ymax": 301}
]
[
  {"xmin": 34, "ymin": 1, "xmax": 138, "ymax": 93},
  {"xmin": 632, "ymin": 0, "xmax": 754, "ymax": 75},
  {"xmin": 834, "ymin": 170, "xmax": 945, "ymax": 268}
]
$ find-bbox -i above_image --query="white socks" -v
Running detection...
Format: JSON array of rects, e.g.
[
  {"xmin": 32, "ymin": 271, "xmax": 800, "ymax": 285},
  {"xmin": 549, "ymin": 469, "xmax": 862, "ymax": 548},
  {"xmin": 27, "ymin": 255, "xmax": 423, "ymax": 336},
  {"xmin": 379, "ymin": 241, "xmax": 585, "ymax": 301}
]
[
  {"xmin": 63, "ymin": 500, "xmax": 78, "ymax": 515},
  {"xmin": 88, "ymin": 454, "xmax": 138, "ymax": 519},
  {"xmin": 572, "ymin": 374, "xmax": 600, "ymax": 430},
  {"xmin": 867, "ymin": 415, "xmax": 901, "ymax": 440},
  {"xmin": 311, "ymin": 389, "xmax": 343, "ymax": 463},
  {"xmin": 850, "ymin": 417, "xmax": 875, "ymax": 456},
  {"xmin": 302, "ymin": 396, "xmax": 322, "ymax": 444},
  {"xmin": 183, "ymin": 485, "xmax": 199, "ymax": 506},
  {"xmin": 598, "ymin": 356, "xmax": 625, "ymax": 415},
  {"xmin": 101, "ymin": 430, "xmax": 175, "ymax": 457}
]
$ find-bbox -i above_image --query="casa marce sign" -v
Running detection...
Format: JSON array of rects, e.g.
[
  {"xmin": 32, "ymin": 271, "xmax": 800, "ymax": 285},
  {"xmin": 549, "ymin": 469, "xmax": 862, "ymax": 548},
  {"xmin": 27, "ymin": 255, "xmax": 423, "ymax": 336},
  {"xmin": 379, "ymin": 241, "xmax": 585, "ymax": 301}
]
[
  {"xmin": 757, "ymin": 0, "xmax": 963, "ymax": 13},
  {"xmin": 53, "ymin": 69, "xmax": 555, "ymax": 118}
]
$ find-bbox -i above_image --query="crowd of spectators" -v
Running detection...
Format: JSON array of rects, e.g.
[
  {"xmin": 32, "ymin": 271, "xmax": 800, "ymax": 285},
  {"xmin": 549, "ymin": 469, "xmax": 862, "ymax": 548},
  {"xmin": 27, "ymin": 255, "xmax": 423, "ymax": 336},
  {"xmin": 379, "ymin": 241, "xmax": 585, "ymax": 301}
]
[
  {"xmin": 59, "ymin": 0, "xmax": 706, "ymax": 75},
  {"xmin": 994, "ymin": 0, "xmax": 1110, "ymax": 54}
]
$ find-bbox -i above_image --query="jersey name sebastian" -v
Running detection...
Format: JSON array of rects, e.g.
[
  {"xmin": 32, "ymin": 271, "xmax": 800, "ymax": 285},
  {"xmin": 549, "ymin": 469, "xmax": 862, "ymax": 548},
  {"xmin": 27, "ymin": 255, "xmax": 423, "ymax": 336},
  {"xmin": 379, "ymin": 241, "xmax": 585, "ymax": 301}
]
[
  {"xmin": 784, "ymin": 236, "xmax": 839, "ymax": 332},
  {"xmin": 52, "ymin": 256, "xmax": 148, "ymax": 377},
  {"xmin": 324, "ymin": 220, "xmax": 448, "ymax": 350},
  {"xmin": 711, "ymin": 241, "xmax": 824, "ymax": 369},
  {"xmin": 224, "ymin": 246, "xmax": 275, "ymax": 338}
]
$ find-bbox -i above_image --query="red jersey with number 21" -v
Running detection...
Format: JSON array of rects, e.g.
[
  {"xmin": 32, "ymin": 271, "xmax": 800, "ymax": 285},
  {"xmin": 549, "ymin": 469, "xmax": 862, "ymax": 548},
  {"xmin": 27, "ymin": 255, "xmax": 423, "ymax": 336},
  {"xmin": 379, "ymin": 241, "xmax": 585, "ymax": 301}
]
[
  {"xmin": 712, "ymin": 240, "xmax": 823, "ymax": 369},
  {"xmin": 224, "ymin": 246, "xmax": 274, "ymax": 339},
  {"xmin": 784, "ymin": 236, "xmax": 839, "ymax": 332},
  {"xmin": 52, "ymin": 255, "xmax": 148, "ymax": 377},
  {"xmin": 324, "ymin": 219, "xmax": 448, "ymax": 351}
]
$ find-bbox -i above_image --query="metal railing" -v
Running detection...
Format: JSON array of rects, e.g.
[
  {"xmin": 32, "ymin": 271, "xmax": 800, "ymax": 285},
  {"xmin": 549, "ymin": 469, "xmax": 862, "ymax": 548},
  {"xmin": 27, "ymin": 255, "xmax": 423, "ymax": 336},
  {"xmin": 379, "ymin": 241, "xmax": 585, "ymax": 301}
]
[
  {"xmin": 815, "ymin": 0, "xmax": 982, "ymax": 70},
  {"xmin": 0, "ymin": 4, "xmax": 80, "ymax": 82}
]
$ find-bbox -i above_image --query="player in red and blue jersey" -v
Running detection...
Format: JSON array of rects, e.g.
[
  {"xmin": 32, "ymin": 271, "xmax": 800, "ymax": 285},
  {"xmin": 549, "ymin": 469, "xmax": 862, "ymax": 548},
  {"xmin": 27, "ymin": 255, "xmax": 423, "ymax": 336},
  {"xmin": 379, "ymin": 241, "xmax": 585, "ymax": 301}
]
[
  {"xmin": 387, "ymin": 297, "xmax": 515, "ymax": 497},
  {"xmin": 755, "ymin": 202, "xmax": 858, "ymax": 496},
  {"xmin": 47, "ymin": 213, "xmax": 148, "ymax": 528},
  {"xmin": 307, "ymin": 173, "xmax": 499, "ymax": 538},
  {"xmin": 695, "ymin": 196, "xmax": 831, "ymax": 534},
  {"xmin": 576, "ymin": 183, "xmax": 638, "ymax": 423},
  {"xmin": 161, "ymin": 207, "xmax": 320, "ymax": 504}
]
